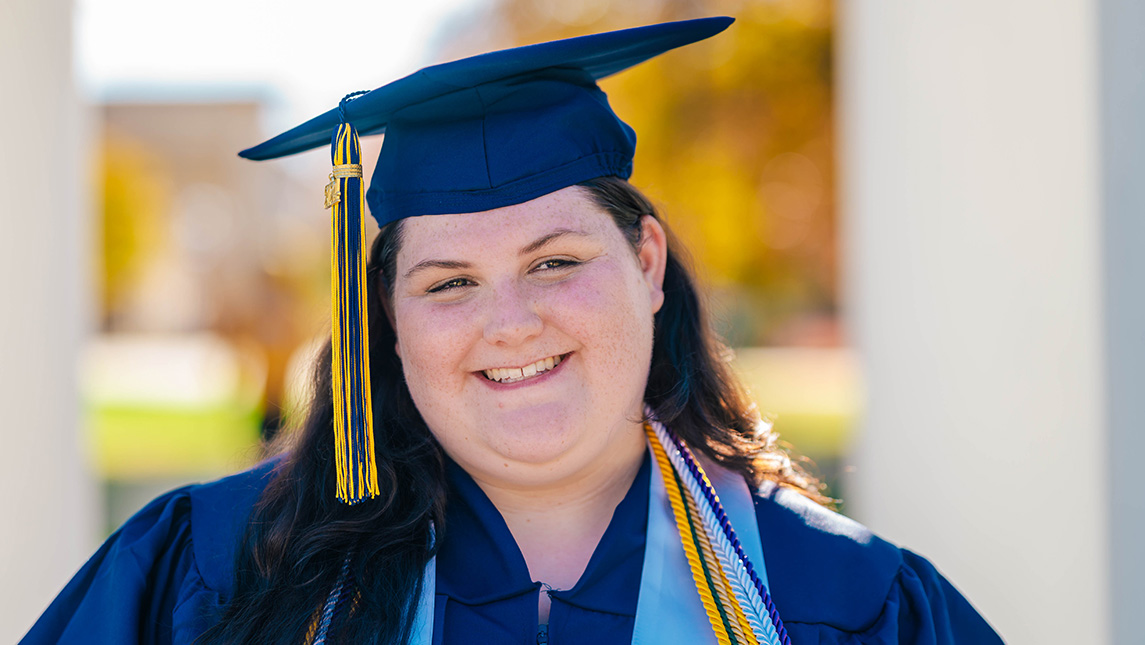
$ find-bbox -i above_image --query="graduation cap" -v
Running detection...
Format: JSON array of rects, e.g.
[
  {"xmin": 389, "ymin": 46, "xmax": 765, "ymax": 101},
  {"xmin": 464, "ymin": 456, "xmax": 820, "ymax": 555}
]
[{"xmin": 240, "ymin": 16, "xmax": 735, "ymax": 504}]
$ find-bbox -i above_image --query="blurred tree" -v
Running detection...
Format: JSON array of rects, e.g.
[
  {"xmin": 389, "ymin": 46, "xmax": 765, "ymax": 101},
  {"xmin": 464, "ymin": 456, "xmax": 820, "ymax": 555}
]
[
  {"xmin": 100, "ymin": 135, "xmax": 170, "ymax": 330},
  {"xmin": 477, "ymin": 0, "xmax": 835, "ymax": 346}
]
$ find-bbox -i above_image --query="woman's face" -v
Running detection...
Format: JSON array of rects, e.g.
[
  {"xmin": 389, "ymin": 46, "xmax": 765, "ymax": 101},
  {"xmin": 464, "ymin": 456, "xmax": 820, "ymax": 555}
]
[{"xmin": 390, "ymin": 186, "xmax": 667, "ymax": 488}]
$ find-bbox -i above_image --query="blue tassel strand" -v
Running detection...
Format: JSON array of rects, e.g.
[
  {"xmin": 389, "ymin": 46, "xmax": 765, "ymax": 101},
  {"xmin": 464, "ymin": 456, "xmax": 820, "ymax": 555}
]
[{"xmin": 327, "ymin": 116, "xmax": 379, "ymax": 505}]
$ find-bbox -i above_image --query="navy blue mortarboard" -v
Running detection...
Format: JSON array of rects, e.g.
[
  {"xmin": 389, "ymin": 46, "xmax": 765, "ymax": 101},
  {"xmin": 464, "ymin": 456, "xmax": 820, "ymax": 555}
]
[
  {"xmin": 239, "ymin": 16, "xmax": 734, "ymax": 504},
  {"xmin": 241, "ymin": 16, "xmax": 733, "ymax": 224}
]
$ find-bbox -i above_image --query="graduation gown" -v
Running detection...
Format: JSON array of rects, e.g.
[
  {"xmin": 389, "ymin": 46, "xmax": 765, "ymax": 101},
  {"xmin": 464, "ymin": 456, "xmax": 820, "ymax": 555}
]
[{"xmin": 22, "ymin": 455, "xmax": 1003, "ymax": 644}]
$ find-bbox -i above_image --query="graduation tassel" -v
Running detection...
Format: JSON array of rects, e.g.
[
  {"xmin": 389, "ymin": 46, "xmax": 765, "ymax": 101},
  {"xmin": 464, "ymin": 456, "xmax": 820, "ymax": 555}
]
[{"xmin": 325, "ymin": 96, "xmax": 379, "ymax": 505}]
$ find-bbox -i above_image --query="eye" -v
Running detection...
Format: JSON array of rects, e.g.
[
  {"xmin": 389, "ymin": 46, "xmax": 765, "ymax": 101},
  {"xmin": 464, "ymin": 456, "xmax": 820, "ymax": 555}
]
[
  {"xmin": 426, "ymin": 277, "xmax": 474, "ymax": 294},
  {"xmin": 532, "ymin": 258, "xmax": 581, "ymax": 272}
]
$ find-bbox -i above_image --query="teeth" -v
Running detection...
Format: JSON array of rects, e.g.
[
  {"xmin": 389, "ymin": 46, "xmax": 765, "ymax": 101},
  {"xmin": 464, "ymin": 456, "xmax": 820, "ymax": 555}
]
[{"xmin": 483, "ymin": 354, "xmax": 564, "ymax": 383}]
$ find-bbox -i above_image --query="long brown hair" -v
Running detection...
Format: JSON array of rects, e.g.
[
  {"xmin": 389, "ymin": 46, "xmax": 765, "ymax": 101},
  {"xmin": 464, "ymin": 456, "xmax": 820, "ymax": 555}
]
[
  {"xmin": 579, "ymin": 177, "xmax": 826, "ymax": 497},
  {"xmin": 200, "ymin": 176, "xmax": 825, "ymax": 644}
]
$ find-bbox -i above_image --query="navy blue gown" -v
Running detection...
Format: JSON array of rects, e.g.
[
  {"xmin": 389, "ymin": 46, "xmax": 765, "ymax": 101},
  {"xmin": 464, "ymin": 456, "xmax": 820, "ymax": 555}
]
[{"xmin": 22, "ymin": 455, "xmax": 1003, "ymax": 644}]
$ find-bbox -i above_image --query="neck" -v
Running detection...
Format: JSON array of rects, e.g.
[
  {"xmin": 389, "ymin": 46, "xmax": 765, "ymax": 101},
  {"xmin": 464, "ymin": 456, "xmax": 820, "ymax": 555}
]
[{"xmin": 466, "ymin": 427, "xmax": 646, "ymax": 621}]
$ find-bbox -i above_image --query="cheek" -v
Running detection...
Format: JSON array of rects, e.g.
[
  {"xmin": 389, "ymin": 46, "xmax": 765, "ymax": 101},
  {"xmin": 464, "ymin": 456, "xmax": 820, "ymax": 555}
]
[
  {"xmin": 394, "ymin": 301, "xmax": 480, "ymax": 388},
  {"xmin": 547, "ymin": 262, "xmax": 655, "ymax": 357}
]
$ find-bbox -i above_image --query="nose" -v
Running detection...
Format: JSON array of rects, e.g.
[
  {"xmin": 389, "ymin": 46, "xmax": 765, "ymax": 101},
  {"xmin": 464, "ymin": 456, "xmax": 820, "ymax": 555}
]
[{"xmin": 482, "ymin": 282, "xmax": 543, "ymax": 346}]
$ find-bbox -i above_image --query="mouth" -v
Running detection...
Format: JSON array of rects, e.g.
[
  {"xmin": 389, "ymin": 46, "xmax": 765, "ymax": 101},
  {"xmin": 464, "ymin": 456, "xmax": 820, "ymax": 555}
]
[{"xmin": 481, "ymin": 353, "xmax": 569, "ymax": 385}]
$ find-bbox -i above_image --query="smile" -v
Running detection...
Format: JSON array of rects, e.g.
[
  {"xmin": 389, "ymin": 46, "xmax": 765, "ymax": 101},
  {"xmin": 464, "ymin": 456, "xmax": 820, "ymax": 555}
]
[{"xmin": 482, "ymin": 354, "xmax": 566, "ymax": 384}]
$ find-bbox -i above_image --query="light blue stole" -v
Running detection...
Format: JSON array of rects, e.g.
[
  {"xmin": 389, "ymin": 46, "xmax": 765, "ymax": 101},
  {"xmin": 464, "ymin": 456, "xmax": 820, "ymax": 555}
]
[{"xmin": 407, "ymin": 445, "xmax": 770, "ymax": 644}]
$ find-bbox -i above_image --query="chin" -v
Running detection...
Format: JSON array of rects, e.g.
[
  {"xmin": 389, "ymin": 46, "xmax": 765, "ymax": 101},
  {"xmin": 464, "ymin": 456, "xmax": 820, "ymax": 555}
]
[
  {"xmin": 490, "ymin": 417, "xmax": 644, "ymax": 478},
  {"xmin": 479, "ymin": 420, "xmax": 582, "ymax": 466},
  {"xmin": 431, "ymin": 396, "xmax": 648, "ymax": 483}
]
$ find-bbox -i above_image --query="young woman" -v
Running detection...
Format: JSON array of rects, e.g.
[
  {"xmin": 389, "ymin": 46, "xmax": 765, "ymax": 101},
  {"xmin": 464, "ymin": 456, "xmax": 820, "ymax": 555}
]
[{"xmin": 24, "ymin": 18, "xmax": 1003, "ymax": 645}]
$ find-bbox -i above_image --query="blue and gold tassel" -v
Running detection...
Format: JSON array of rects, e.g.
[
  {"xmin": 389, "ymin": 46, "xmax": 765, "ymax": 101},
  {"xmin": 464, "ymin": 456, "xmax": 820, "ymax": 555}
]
[{"xmin": 325, "ymin": 95, "xmax": 379, "ymax": 505}]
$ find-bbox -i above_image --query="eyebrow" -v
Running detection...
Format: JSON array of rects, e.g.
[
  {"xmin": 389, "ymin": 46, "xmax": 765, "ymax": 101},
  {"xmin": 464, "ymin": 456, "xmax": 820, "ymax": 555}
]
[
  {"xmin": 403, "ymin": 228, "xmax": 591, "ymax": 281},
  {"xmin": 403, "ymin": 259, "xmax": 472, "ymax": 281},
  {"xmin": 518, "ymin": 228, "xmax": 588, "ymax": 256}
]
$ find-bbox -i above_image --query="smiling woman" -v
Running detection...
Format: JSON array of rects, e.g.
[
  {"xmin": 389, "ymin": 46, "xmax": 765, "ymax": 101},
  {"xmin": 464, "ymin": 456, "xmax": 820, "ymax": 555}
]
[
  {"xmin": 390, "ymin": 185, "xmax": 662, "ymax": 622},
  {"xmin": 25, "ymin": 17, "xmax": 1002, "ymax": 645}
]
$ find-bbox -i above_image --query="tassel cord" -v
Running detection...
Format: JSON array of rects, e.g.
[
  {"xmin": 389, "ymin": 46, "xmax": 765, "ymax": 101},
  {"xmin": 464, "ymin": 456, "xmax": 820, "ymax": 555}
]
[{"xmin": 329, "ymin": 122, "xmax": 379, "ymax": 505}]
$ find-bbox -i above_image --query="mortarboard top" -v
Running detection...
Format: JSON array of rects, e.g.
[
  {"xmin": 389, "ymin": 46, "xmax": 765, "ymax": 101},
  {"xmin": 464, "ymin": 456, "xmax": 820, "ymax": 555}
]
[{"xmin": 240, "ymin": 16, "xmax": 734, "ymax": 227}]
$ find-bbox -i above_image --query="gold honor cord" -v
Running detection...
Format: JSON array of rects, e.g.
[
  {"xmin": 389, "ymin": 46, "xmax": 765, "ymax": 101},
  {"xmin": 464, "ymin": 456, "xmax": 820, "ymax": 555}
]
[
  {"xmin": 328, "ymin": 123, "xmax": 379, "ymax": 505},
  {"xmin": 685, "ymin": 478, "xmax": 759, "ymax": 645},
  {"xmin": 646, "ymin": 424, "xmax": 759, "ymax": 645}
]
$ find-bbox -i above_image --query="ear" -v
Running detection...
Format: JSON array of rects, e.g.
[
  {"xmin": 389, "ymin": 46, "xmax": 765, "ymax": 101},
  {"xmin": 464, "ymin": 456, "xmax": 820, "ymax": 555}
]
[{"xmin": 636, "ymin": 215, "xmax": 668, "ymax": 314}]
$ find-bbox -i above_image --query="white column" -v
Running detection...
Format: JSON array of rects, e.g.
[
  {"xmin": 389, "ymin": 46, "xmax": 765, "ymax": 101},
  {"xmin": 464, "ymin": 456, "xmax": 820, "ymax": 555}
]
[
  {"xmin": 838, "ymin": 3, "xmax": 1113, "ymax": 643},
  {"xmin": 1098, "ymin": 2, "xmax": 1145, "ymax": 643},
  {"xmin": 0, "ymin": 0, "xmax": 96, "ymax": 641}
]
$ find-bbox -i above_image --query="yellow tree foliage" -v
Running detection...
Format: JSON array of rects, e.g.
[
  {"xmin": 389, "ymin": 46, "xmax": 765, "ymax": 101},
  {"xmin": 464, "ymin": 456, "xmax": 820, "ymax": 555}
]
[{"xmin": 100, "ymin": 135, "xmax": 171, "ymax": 328}]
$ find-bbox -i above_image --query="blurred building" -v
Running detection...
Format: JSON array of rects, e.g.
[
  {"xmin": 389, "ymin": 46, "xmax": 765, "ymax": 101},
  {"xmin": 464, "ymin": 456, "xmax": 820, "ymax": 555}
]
[
  {"xmin": 99, "ymin": 99, "xmax": 328, "ymax": 414},
  {"xmin": 90, "ymin": 98, "xmax": 337, "ymax": 526},
  {"xmin": 101, "ymin": 100, "xmax": 268, "ymax": 332}
]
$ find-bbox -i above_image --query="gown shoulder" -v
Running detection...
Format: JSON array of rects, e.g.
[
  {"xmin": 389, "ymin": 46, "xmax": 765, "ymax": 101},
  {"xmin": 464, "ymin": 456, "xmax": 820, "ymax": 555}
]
[
  {"xmin": 21, "ymin": 460, "xmax": 278, "ymax": 645},
  {"xmin": 753, "ymin": 482, "xmax": 1004, "ymax": 644}
]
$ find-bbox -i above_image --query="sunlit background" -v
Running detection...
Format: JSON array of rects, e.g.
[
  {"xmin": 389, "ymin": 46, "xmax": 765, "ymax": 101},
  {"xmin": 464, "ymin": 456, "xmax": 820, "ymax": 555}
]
[
  {"xmin": 3, "ymin": 1, "xmax": 1143, "ymax": 643},
  {"xmin": 82, "ymin": 0, "xmax": 845, "ymax": 511}
]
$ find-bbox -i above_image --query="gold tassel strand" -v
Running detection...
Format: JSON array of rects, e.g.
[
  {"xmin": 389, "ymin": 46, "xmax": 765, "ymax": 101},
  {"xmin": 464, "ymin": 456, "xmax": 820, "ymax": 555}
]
[{"xmin": 326, "ymin": 117, "xmax": 379, "ymax": 504}]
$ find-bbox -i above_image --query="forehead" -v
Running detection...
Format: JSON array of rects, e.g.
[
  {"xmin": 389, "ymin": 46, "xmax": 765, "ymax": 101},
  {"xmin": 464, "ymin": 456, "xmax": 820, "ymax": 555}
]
[{"xmin": 395, "ymin": 186, "xmax": 616, "ymax": 267}]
